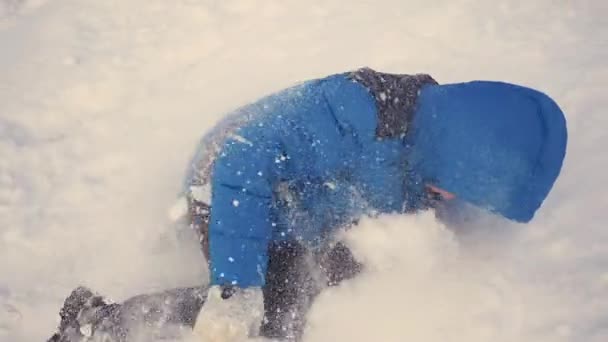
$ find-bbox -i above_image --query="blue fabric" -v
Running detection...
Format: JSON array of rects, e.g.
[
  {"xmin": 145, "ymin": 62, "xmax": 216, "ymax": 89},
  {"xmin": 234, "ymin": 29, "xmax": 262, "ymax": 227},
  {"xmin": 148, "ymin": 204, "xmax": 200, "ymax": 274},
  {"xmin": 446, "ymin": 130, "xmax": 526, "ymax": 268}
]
[
  {"xmin": 408, "ymin": 81, "xmax": 567, "ymax": 222},
  {"xmin": 207, "ymin": 75, "xmax": 415, "ymax": 287},
  {"xmin": 201, "ymin": 74, "xmax": 567, "ymax": 287}
]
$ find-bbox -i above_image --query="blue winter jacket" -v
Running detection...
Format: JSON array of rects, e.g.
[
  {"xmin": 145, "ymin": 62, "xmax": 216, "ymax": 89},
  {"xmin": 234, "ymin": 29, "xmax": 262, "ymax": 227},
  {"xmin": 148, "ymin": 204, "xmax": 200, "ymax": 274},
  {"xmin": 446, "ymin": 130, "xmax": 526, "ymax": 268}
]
[{"xmin": 183, "ymin": 68, "xmax": 567, "ymax": 288}]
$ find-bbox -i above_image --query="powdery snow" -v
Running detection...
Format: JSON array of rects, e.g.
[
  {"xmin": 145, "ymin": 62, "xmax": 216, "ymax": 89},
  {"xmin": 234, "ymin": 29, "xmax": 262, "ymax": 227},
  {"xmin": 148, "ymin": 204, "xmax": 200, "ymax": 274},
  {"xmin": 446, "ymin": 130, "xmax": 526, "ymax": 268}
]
[{"xmin": 1, "ymin": 0, "xmax": 607, "ymax": 341}]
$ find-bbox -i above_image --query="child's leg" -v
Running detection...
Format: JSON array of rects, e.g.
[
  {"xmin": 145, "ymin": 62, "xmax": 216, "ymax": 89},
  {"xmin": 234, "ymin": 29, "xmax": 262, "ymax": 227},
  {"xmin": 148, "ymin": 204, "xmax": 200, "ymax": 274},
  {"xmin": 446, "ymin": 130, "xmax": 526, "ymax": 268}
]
[
  {"xmin": 48, "ymin": 286, "xmax": 207, "ymax": 342},
  {"xmin": 259, "ymin": 241, "xmax": 363, "ymax": 341},
  {"xmin": 187, "ymin": 197, "xmax": 211, "ymax": 262},
  {"xmin": 260, "ymin": 241, "xmax": 320, "ymax": 341},
  {"xmin": 318, "ymin": 241, "xmax": 363, "ymax": 286}
]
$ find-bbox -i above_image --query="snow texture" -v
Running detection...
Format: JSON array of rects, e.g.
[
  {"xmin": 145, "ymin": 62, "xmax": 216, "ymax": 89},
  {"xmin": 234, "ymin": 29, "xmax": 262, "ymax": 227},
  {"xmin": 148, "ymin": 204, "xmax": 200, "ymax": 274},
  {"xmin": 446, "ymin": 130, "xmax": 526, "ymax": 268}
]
[{"xmin": 1, "ymin": 0, "xmax": 607, "ymax": 341}]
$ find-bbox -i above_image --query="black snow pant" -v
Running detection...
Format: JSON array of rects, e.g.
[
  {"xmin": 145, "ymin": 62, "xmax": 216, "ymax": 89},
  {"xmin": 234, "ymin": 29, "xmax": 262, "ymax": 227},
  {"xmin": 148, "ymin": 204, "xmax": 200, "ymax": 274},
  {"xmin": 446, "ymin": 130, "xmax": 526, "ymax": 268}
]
[
  {"xmin": 48, "ymin": 286, "xmax": 207, "ymax": 342},
  {"xmin": 48, "ymin": 200, "xmax": 362, "ymax": 342},
  {"xmin": 189, "ymin": 199, "xmax": 362, "ymax": 341}
]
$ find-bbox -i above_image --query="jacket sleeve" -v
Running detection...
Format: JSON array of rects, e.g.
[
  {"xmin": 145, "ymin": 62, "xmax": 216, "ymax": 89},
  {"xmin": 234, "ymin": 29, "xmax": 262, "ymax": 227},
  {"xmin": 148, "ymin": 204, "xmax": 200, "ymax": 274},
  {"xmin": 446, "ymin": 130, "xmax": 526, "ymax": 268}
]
[
  {"xmin": 207, "ymin": 118, "xmax": 284, "ymax": 287},
  {"xmin": 207, "ymin": 74, "xmax": 380, "ymax": 287}
]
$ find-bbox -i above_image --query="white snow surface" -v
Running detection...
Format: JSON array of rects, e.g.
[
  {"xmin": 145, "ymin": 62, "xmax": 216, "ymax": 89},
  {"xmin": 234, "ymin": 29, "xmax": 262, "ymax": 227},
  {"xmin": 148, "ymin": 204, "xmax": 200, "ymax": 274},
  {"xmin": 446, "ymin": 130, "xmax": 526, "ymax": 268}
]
[{"xmin": 1, "ymin": 0, "xmax": 607, "ymax": 341}]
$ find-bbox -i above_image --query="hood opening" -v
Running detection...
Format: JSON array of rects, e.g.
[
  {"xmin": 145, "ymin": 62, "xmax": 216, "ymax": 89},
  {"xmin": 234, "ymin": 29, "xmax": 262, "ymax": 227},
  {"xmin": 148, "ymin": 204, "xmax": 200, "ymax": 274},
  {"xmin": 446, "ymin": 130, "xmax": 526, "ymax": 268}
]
[{"xmin": 408, "ymin": 81, "xmax": 567, "ymax": 222}]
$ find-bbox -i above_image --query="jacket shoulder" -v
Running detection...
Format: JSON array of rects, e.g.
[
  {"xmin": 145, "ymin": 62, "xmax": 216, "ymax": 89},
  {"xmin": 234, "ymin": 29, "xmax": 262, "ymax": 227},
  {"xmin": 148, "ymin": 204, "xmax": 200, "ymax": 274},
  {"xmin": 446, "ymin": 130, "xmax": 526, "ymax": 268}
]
[{"xmin": 349, "ymin": 67, "xmax": 438, "ymax": 138}]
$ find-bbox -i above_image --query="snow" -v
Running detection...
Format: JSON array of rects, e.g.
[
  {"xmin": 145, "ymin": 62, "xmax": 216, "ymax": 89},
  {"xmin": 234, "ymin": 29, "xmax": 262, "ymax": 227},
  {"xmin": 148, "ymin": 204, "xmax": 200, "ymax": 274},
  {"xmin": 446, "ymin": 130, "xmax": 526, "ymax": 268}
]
[
  {"xmin": 0, "ymin": 0, "xmax": 607, "ymax": 341},
  {"xmin": 190, "ymin": 184, "xmax": 212, "ymax": 204},
  {"xmin": 229, "ymin": 134, "xmax": 253, "ymax": 147}
]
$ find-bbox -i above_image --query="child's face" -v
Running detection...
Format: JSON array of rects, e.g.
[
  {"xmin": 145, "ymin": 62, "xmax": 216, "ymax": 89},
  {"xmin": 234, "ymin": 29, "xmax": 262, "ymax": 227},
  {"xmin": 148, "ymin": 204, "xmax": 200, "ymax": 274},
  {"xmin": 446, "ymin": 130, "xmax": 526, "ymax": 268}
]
[{"xmin": 425, "ymin": 184, "xmax": 456, "ymax": 201}]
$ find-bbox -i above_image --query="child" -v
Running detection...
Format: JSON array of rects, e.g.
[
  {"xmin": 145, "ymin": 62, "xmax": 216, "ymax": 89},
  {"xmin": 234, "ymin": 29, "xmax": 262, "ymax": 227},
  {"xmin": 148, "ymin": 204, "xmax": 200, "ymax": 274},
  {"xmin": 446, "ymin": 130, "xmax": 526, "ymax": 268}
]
[{"xmin": 49, "ymin": 67, "xmax": 567, "ymax": 342}]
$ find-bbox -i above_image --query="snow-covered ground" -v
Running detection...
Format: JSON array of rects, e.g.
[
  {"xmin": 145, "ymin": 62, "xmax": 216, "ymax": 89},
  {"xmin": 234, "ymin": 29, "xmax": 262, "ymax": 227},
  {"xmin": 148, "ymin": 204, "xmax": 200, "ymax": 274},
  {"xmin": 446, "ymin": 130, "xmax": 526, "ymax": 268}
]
[{"xmin": 1, "ymin": 0, "xmax": 607, "ymax": 341}]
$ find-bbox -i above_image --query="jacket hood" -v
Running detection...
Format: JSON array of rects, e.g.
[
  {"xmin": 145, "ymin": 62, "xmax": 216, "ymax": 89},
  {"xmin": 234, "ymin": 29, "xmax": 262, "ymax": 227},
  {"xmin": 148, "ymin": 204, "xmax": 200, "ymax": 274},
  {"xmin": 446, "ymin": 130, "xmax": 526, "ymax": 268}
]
[{"xmin": 408, "ymin": 81, "xmax": 567, "ymax": 222}]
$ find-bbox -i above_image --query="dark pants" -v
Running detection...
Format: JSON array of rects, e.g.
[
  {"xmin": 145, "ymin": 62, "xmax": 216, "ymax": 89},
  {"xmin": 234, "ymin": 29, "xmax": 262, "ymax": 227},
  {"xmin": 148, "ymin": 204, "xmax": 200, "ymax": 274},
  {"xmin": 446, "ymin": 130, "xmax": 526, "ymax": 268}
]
[
  {"xmin": 189, "ymin": 199, "xmax": 362, "ymax": 340},
  {"xmin": 48, "ymin": 200, "xmax": 362, "ymax": 342},
  {"xmin": 48, "ymin": 286, "xmax": 207, "ymax": 342}
]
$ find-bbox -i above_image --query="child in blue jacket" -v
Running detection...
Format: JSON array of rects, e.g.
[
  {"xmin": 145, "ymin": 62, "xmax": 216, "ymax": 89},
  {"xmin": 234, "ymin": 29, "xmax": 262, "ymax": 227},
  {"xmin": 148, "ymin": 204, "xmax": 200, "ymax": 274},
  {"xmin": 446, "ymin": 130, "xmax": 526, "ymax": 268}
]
[
  {"xmin": 48, "ymin": 68, "xmax": 567, "ymax": 342},
  {"xmin": 187, "ymin": 67, "xmax": 567, "ymax": 341}
]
